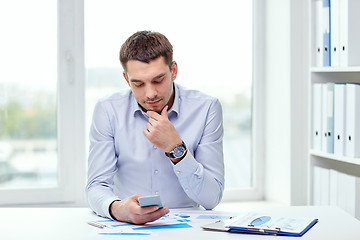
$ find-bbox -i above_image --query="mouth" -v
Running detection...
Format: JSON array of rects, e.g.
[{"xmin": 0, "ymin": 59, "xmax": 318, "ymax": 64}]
[{"xmin": 146, "ymin": 99, "xmax": 162, "ymax": 106}]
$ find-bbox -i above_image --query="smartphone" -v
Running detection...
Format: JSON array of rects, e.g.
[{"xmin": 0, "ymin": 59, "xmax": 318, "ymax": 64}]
[{"xmin": 138, "ymin": 195, "xmax": 163, "ymax": 208}]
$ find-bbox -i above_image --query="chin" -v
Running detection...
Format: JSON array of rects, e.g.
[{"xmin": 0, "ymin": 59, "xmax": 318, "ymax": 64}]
[
  {"xmin": 147, "ymin": 105, "xmax": 164, "ymax": 113},
  {"xmin": 153, "ymin": 108, "xmax": 163, "ymax": 114},
  {"xmin": 143, "ymin": 106, "xmax": 159, "ymax": 113}
]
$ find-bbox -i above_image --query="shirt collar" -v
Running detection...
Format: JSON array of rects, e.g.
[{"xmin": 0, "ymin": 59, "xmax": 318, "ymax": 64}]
[{"xmin": 132, "ymin": 83, "xmax": 180, "ymax": 118}]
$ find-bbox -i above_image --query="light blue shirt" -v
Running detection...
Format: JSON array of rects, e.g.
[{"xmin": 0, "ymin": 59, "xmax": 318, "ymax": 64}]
[{"xmin": 86, "ymin": 83, "xmax": 224, "ymax": 219}]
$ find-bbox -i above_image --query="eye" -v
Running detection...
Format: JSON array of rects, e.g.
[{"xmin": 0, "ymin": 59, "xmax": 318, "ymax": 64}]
[
  {"xmin": 154, "ymin": 77, "xmax": 164, "ymax": 84},
  {"xmin": 132, "ymin": 82, "xmax": 144, "ymax": 87}
]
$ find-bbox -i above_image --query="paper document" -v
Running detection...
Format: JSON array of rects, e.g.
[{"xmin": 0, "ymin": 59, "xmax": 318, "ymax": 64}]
[
  {"xmin": 202, "ymin": 211, "xmax": 318, "ymax": 237},
  {"xmin": 90, "ymin": 211, "xmax": 233, "ymax": 236}
]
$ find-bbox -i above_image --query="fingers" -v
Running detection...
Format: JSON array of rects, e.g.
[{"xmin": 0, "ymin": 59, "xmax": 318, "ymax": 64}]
[
  {"xmin": 132, "ymin": 193, "xmax": 144, "ymax": 199},
  {"xmin": 146, "ymin": 122, "xmax": 152, "ymax": 131},
  {"xmin": 144, "ymin": 207, "xmax": 169, "ymax": 223},
  {"xmin": 161, "ymin": 105, "xmax": 169, "ymax": 117},
  {"xmin": 144, "ymin": 114, "xmax": 160, "ymax": 135},
  {"xmin": 147, "ymin": 117, "xmax": 157, "ymax": 126},
  {"xmin": 147, "ymin": 105, "xmax": 169, "ymax": 120},
  {"xmin": 131, "ymin": 207, "xmax": 170, "ymax": 225},
  {"xmin": 110, "ymin": 195, "xmax": 169, "ymax": 225},
  {"xmin": 143, "ymin": 105, "xmax": 180, "ymax": 151},
  {"xmin": 120, "ymin": 195, "xmax": 170, "ymax": 225},
  {"xmin": 143, "ymin": 128, "xmax": 150, "ymax": 137},
  {"xmin": 147, "ymin": 111, "xmax": 160, "ymax": 120},
  {"xmin": 134, "ymin": 205, "xmax": 164, "ymax": 216}
]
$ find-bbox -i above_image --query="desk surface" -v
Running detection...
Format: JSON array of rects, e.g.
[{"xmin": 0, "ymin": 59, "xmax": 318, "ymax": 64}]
[{"xmin": 1, "ymin": 205, "xmax": 359, "ymax": 240}]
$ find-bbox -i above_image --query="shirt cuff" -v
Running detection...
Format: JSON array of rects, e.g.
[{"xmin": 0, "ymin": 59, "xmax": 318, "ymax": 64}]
[
  {"xmin": 102, "ymin": 196, "xmax": 121, "ymax": 220},
  {"xmin": 173, "ymin": 152, "xmax": 201, "ymax": 180}
]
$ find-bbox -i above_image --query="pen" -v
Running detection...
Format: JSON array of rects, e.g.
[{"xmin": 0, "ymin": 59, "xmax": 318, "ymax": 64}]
[{"xmin": 87, "ymin": 221, "xmax": 107, "ymax": 229}]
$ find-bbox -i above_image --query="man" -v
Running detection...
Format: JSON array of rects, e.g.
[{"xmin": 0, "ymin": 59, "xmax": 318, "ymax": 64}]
[{"xmin": 86, "ymin": 31, "xmax": 224, "ymax": 224}]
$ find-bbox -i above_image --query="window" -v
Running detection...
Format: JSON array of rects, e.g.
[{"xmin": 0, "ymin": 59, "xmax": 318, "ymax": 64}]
[
  {"xmin": 0, "ymin": 0, "xmax": 261, "ymax": 205},
  {"xmin": 0, "ymin": 0, "xmax": 85, "ymax": 205},
  {"xmin": 0, "ymin": 1, "xmax": 58, "ymax": 189},
  {"xmin": 85, "ymin": 0, "xmax": 259, "ymax": 200}
]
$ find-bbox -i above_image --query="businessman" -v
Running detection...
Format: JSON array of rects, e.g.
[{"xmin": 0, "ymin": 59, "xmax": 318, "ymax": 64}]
[{"xmin": 86, "ymin": 31, "xmax": 224, "ymax": 224}]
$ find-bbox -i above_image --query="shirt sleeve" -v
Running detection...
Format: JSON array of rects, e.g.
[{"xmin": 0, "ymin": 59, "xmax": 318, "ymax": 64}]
[
  {"xmin": 86, "ymin": 101, "xmax": 120, "ymax": 219},
  {"xmin": 173, "ymin": 98, "xmax": 225, "ymax": 210}
]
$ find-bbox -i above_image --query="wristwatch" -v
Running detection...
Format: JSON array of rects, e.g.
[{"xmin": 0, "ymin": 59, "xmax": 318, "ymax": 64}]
[{"xmin": 165, "ymin": 141, "xmax": 187, "ymax": 159}]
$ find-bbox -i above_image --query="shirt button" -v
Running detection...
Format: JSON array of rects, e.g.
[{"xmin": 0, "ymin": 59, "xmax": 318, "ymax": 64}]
[
  {"xmin": 155, "ymin": 191, "xmax": 159, "ymax": 195},
  {"xmin": 185, "ymin": 188, "xmax": 189, "ymax": 192},
  {"xmin": 153, "ymin": 145, "xmax": 157, "ymax": 149},
  {"xmin": 154, "ymin": 170, "xmax": 159, "ymax": 175},
  {"xmin": 176, "ymin": 171, "xmax": 181, "ymax": 174}
]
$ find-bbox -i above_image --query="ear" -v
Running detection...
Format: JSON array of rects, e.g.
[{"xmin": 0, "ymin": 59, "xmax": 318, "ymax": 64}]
[
  {"xmin": 123, "ymin": 71, "xmax": 130, "ymax": 87},
  {"xmin": 170, "ymin": 61, "xmax": 178, "ymax": 81}
]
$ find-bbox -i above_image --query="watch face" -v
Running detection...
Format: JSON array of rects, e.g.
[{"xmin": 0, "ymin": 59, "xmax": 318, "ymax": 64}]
[{"xmin": 173, "ymin": 145, "xmax": 186, "ymax": 158}]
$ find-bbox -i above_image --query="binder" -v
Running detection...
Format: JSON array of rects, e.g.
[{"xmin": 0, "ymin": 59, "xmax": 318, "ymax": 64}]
[
  {"xmin": 321, "ymin": 84, "xmax": 328, "ymax": 151},
  {"xmin": 330, "ymin": 0, "xmax": 340, "ymax": 66},
  {"xmin": 344, "ymin": 173, "xmax": 356, "ymax": 216},
  {"xmin": 334, "ymin": 83, "xmax": 346, "ymax": 155},
  {"xmin": 339, "ymin": 0, "xmax": 348, "ymax": 66},
  {"xmin": 312, "ymin": 83, "xmax": 322, "ymax": 150},
  {"xmin": 202, "ymin": 212, "xmax": 318, "ymax": 237},
  {"xmin": 223, "ymin": 212, "xmax": 318, "ymax": 237},
  {"xmin": 315, "ymin": 0, "xmax": 324, "ymax": 67},
  {"xmin": 329, "ymin": 171, "xmax": 359, "ymax": 218},
  {"xmin": 337, "ymin": 171, "xmax": 346, "ymax": 212},
  {"xmin": 345, "ymin": 84, "xmax": 360, "ymax": 157},
  {"xmin": 327, "ymin": 83, "xmax": 335, "ymax": 153},
  {"xmin": 356, "ymin": 178, "xmax": 360, "ymax": 219},
  {"xmin": 322, "ymin": 83, "xmax": 334, "ymax": 153},
  {"xmin": 339, "ymin": 0, "xmax": 360, "ymax": 66},
  {"xmin": 322, "ymin": 0, "xmax": 331, "ymax": 66},
  {"xmin": 329, "ymin": 169, "xmax": 338, "ymax": 206},
  {"xmin": 320, "ymin": 167, "xmax": 330, "ymax": 205},
  {"xmin": 336, "ymin": 171, "xmax": 356, "ymax": 216},
  {"xmin": 313, "ymin": 166, "xmax": 321, "ymax": 205}
]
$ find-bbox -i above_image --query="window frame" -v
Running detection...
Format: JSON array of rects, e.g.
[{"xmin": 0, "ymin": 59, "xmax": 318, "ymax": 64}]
[
  {"xmin": 222, "ymin": 0, "xmax": 265, "ymax": 202},
  {"xmin": 0, "ymin": 0, "xmax": 86, "ymax": 205}
]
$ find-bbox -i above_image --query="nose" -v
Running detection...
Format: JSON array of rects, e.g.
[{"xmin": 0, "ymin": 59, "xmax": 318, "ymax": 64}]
[{"xmin": 145, "ymin": 84, "xmax": 157, "ymax": 100}]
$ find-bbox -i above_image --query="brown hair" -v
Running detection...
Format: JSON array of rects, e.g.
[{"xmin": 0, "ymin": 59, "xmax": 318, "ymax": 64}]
[{"xmin": 119, "ymin": 31, "xmax": 173, "ymax": 72}]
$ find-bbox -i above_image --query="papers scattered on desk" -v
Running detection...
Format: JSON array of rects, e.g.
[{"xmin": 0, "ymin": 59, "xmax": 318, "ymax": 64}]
[
  {"xmin": 90, "ymin": 211, "xmax": 233, "ymax": 236},
  {"xmin": 202, "ymin": 211, "xmax": 318, "ymax": 237}
]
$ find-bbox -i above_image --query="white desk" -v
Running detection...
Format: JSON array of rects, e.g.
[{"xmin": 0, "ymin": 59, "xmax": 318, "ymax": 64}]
[{"xmin": 1, "ymin": 206, "xmax": 359, "ymax": 240}]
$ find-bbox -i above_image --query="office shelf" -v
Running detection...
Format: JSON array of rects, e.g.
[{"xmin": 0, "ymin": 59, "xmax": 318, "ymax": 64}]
[
  {"xmin": 310, "ymin": 150, "xmax": 360, "ymax": 166},
  {"xmin": 310, "ymin": 66, "xmax": 360, "ymax": 72},
  {"xmin": 308, "ymin": 0, "xmax": 360, "ymax": 219}
]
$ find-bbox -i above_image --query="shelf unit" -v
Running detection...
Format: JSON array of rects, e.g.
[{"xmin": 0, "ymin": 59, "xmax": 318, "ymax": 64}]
[
  {"xmin": 309, "ymin": 68, "xmax": 360, "ymax": 175},
  {"xmin": 308, "ymin": 0, "xmax": 360, "ymax": 219},
  {"xmin": 308, "ymin": 69, "xmax": 360, "ymax": 219}
]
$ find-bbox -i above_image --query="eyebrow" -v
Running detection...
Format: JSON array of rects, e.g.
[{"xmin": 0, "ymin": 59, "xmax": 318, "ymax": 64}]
[{"xmin": 130, "ymin": 73, "xmax": 166, "ymax": 83}]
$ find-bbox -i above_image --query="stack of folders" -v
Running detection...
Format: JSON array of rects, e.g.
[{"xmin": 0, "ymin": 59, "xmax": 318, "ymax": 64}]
[
  {"xmin": 312, "ymin": 83, "xmax": 360, "ymax": 157},
  {"xmin": 314, "ymin": 0, "xmax": 360, "ymax": 67}
]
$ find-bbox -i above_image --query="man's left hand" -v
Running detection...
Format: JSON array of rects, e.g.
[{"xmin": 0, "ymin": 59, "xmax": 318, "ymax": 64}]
[{"xmin": 143, "ymin": 105, "xmax": 182, "ymax": 153}]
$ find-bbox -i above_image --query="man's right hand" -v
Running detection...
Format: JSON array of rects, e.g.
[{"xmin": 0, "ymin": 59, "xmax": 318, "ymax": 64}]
[{"xmin": 109, "ymin": 194, "xmax": 170, "ymax": 225}]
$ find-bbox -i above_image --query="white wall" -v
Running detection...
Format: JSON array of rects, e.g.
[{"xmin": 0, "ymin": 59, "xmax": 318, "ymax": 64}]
[
  {"xmin": 263, "ymin": 0, "xmax": 309, "ymax": 205},
  {"xmin": 289, "ymin": 0, "xmax": 309, "ymax": 206},
  {"xmin": 264, "ymin": 0, "xmax": 291, "ymax": 204}
]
